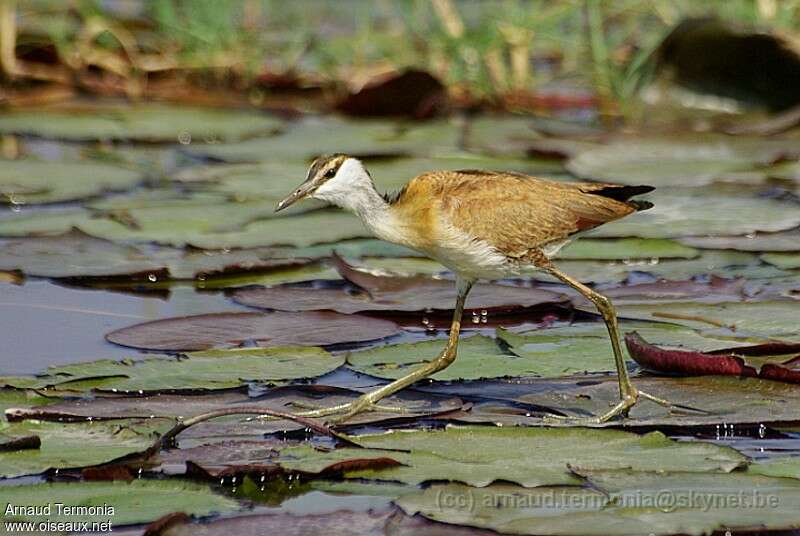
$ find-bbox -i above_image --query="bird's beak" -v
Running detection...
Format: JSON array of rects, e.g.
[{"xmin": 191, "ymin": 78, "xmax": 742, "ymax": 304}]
[{"xmin": 275, "ymin": 180, "xmax": 315, "ymax": 212}]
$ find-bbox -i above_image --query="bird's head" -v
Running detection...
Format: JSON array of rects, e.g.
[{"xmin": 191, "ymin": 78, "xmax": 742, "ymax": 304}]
[{"xmin": 276, "ymin": 154, "xmax": 371, "ymax": 212}]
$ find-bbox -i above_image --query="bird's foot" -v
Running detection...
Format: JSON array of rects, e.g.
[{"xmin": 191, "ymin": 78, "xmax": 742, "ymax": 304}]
[{"xmin": 542, "ymin": 388, "xmax": 709, "ymax": 426}]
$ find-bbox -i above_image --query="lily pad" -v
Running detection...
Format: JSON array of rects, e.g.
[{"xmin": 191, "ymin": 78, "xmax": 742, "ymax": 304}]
[
  {"xmin": 275, "ymin": 426, "xmax": 744, "ymax": 488},
  {"xmin": 398, "ymin": 472, "xmax": 800, "ymax": 536},
  {"xmin": 233, "ymin": 255, "xmax": 567, "ymax": 315},
  {"xmin": 0, "ymin": 104, "xmax": 283, "ymax": 142},
  {"xmin": 566, "ymin": 135, "xmax": 800, "ymax": 186},
  {"xmin": 0, "ymin": 418, "xmax": 171, "ymax": 478},
  {"xmin": 546, "ymin": 250, "xmax": 786, "ymax": 284},
  {"xmin": 679, "ymin": 230, "xmax": 800, "ymax": 252},
  {"xmin": 0, "ymin": 158, "xmax": 143, "ymax": 205},
  {"xmin": 614, "ymin": 301, "xmax": 800, "ymax": 339},
  {"xmin": 492, "ymin": 375, "xmax": 800, "ymax": 427},
  {"xmin": 0, "ymin": 231, "xmax": 162, "ymax": 278},
  {"xmin": 105, "ymin": 311, "xmax": 400, "ymax": 351},
  {"xmin": 496, "ymin": 321, "xmax": 762, "ymax": 377},
  {"xmin": 1, "ymin": 346, "xmax": 345, "ymax": 393},
  {"xmin": 748, "ymin": 457, "xmax": 800, "ymax": 479},
  {"xmin": 557, "ymin": 238, "xmax": 699, "ymax": 260},
  {"xmin": 347, "ymin": 334, "xmax": 520, "ymax": 381},
  {"xmin": 188, "ymin": 115, "xmax": 460, "ymax": 162},
  {"xmin": 158, "ymin": 510, "xmax": 395, "ymax": 536},
  {"xmin": 591, "ymin": 188, "xmax": 800, "ymax": 238},
  {"xmin": 0, "ymin": 480, "xmax": 239, "ymax": 525},
  {"xmin": 762, "ymin": 252, "xmax": 800, "ymax": 269},
  {"xmin": 625, "ymin": 332, "xmax": 800, "ymax": 384},
  {"xmin": 6, "ymin": 386, "xmax": 461, "ymax": 448}
]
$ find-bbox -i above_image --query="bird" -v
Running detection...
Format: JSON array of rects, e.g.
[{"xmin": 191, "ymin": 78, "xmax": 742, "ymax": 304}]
[{"xmin": 276, "ymin": 154, "xmax": 678, "ymax": 424}]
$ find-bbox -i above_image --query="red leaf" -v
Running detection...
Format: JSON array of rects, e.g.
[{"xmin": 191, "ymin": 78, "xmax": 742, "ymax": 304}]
[{"xmin": 625, "ymin": 332, "xmax": 800, "ymax": 385}]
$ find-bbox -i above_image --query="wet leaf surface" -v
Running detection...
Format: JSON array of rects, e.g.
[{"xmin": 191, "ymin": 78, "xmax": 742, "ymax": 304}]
[
  {"xmin": 398, "ymin": 472, "xmax": 800, "ymax": 536},
  {"xmin": 0, "ymin": 158, "xmax": 144, "ymax": 205},
  {"xmin": 0, "ymin": 480, "xmax": 239, "ymax": 525},
  {"xmin": 188, "ymin": 115, "xmax": 460, "ymax": 162},
  {"xmin": 6, "ymin": 386, "xmax": 462, "ymax": 448},
  {"xmin": 679, "ymin": 230, "xmax": 800, "ymax": 252},
  {"xmin": 566, "ymin": 135, "xmax": 800, "ymax": 186},
  {"xmin": 591, "ymin": 188, "xmax": 800, "ymax": 238},
  {"xmin": 273, "ymin": 426, "xmax": 744, "ymax": 488},
  {"xmin": 456, "ymin": 375, "xmax": 800, "ymax": 427},
  {"xmin": 0, "ymin": 418, "xmax": 171, "ymax": 478},
  {"xmin": 0, "ymin": 104, "xmax": 283, "ymax": 142},
  {"xmin": 557, "ymin": 238, "xmax": 699, "ymax": 260},
  {"xmin": 1, "ymin": 346, "xmax": 345, "ymax": 393},
  {"xmin": 614, "ymin": 301, "xmax": 800, "ymax": 339},
  {"xmin": 160, "ymin": 510, "xmax": 396, "ymax": 536},
  {"xmin": 105, "ymin": 311, "xmax": 401, "ymax": 351}
]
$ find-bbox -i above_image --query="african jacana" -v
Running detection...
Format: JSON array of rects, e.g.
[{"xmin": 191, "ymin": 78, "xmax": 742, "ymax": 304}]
[{"xmin": 277, "ymin": 154, "xmax": 677, "ymax": 424}]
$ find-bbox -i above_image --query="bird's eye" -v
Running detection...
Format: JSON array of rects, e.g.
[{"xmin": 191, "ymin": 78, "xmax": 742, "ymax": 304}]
[{"xmin": 324, "ymin": 168, "xmax": 336, "ymax": 178}]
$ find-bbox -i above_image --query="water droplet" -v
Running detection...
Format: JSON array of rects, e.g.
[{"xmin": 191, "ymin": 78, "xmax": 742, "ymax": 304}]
[
  {"xmin": 480, "ymin": 310, "xmax": 488, "ymax": 316},
  {"xmin": 138, "ymin": 390, "xmax": 144, "ymax": 395},
  {"xmin": 260, "ymin": 475, "xmax": 266, "ymax": 482},
  {"xmin": 178, "ymin": 131, "xmax": 192, "ymax": 144},
  {"xmin": 758, "ymin": 424, "xmax": 767, "ymax": 438},
  {"xmin": 147, "ymin": 273, "xmax": 157, "ymax": 282},
  {"xmin": 471, "ymin": 313, "xmax": 480, "ymax": 324},
  {"xmin": 232, "ymin": 476, "xmax": 237, "ymax": 484}
]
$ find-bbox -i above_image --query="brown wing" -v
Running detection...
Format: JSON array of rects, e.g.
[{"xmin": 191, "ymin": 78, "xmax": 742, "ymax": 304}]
[{"xmin": 424, "ymin": 170, "xmax": 652, "ymax": 258}]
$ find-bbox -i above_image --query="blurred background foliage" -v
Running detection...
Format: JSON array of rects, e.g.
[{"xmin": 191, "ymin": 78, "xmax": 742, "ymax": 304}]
[{"xmin": 2, "ymin": 0, "xmax": 799, "ymax": 119}]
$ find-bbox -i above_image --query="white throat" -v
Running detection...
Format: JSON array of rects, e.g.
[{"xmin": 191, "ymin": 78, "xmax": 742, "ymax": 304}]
[{"xmin": 311, "ymin": 157, "xmax": 397, "ymax": 240}]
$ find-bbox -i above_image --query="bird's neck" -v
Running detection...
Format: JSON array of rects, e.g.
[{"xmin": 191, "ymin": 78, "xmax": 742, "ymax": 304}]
[{"xmin": 343, "ymin": 183, "xmax": 403, "ymax": 244}]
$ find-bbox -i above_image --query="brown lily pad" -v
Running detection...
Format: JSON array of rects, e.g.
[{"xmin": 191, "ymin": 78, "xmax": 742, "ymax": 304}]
[
  {"xmin": 105, "ymin": 311, "xmax": 401, "ymax": 351},
  {"xmin": 233, "ymin": 254, "xmax": 568, "ymax": 316},
  {"xmin": 625, "ymin": 332, "xmax": 800, "ymax": 383}
]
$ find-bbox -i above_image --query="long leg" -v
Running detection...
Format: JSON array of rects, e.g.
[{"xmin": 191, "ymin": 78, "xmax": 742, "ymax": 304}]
[
  {"xmin": 290, "ymin": 277, "xmax": 475, "ymax": 423},
  {"xmin": 544, "ymin": 264, "xmax": 677, "ymax": 423}
]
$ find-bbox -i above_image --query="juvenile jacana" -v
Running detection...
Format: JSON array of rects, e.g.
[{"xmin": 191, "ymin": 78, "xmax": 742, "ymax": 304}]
[{"xmin": 276, "ymin": 154, "xmax": 676, "ymax": 424}]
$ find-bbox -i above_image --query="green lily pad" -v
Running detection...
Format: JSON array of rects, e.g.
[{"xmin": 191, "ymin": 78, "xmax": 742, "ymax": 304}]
[
  {"xmin": 276, "ymin": 426, "xmax": 744, "ymax": 488},
  {"xmin": 0, "ymin": 104, "xmax": 283, "ymax": 142},
  {"xmin": 0, "ymin": 480, "xmax": 239, "ymax": 525},
  {"xmin": 0, "ymin": 346, "xmax": 345, "ymax": 393},
  {"xmin": 0, "ymin": 208, "xmax": 91, "ymax": 237},
  {"xmin": 495, "ymin": 321, "xmax": 760, "ymax": 377},
  {"xmin": 0, "ymin": 418, "xmax": 171, "ymax": 478},
  {"xmin": 557, "ymin": 238, "xmax": 699, "ymax": 260},
  {"xmin": 185, "ymin": 210, "xmax": 371, "ymax": 249},
  {"xmin": 347, "ymin": 335, "xmax": 519, "ymax": 381},
  {"xmin": 591, "ymin": 188, "xmax": 800, "ymax": 238},
  {"xmin": 679, "ymin": 231, "xmax": 800, "ymax": 252},
  {"xmin": 460, "ymin": 375, "xmax": 800, "ymax": 428},
  {"xmin": 549, "ymin": 250, "xmax": 788, "ymax": 284},
  {"xmin": 188, "ymin": 115, "xmax": 460, "ymax": 162},
  {"xmin": 748, "ymin": 457, "xmax": 800, "ymax": 479},
  {"xmin": 398, "ymin": 471, "xmax": 800, "ymax": 536},
  {"xmin": 0, "ymin": 388, "xmax": 54, "ymax": 417},
  {"xmin": 762, "ymin": 252, "xmax": 800, "ymax": 269},
  {"xmin": 0, "ymin": 159, "xmax": 143, "ymax": 205},
  {"xmin": 566, "ymin": 135, "xmax": 800, "ymax": 186},
  {"xmin": 614, "ymin": 301, "xmax": 800, "ymax": 339}
]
